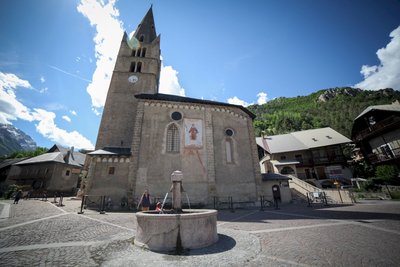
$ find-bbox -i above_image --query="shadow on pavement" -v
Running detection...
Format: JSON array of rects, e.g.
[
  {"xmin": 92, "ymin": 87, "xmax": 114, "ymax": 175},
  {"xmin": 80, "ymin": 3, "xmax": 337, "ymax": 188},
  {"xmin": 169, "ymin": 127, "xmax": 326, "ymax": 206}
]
[{"xmin": 154, "ymin": 233, "xmax": 236, "ymax": 256}]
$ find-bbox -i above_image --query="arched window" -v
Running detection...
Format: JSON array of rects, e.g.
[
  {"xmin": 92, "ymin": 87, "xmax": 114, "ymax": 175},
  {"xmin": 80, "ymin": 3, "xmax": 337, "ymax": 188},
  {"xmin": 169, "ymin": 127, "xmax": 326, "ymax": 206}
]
[
  {"xmin": 136, "ymin": 48, "xmax": 141, "ymax": 57},
  {"xmin": 166, "ymin": 124, "xmax": 180, "ymax": 153},
  {"xmin": 224, "ymin": 128, "xmax": 235, "ymax": 163},
  {"xmin": 141, "ymin": 48, "xmax": 146, "ymax": 57},
  {"xmin": 139, "ymin": 35, "xmax": 144, "ymax": 42},
  {"xmin": 132, "ymin": 49, "xmax": 136, "ymax": 56},
  {"xmin": 225, "ymin": 139, "xmax": 233, "ymax": 163},
  {"xmin": 280, "ymin": 166, "xmax": 295, "ymax": 175}
]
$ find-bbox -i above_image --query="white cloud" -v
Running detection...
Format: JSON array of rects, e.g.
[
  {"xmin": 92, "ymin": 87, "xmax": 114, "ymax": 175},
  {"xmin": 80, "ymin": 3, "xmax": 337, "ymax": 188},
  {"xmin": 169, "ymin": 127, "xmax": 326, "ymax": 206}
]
[
  {"xmin": 39, "ymin": 87, "xmax": 48, "ymax": 94},
  {"xmin": 33, "ymin": 109, "xmax": 93, "ymax": 149},
  {"xmin": 77, "ymin": 0, "xmax": 124, "ymax": 109},
  {"xmin": 0, "ymin": 72, "xmax": 34, "ymax": 123},
  {"xmin": 227, "ymin": 92, "xmax": 269, "ymax": 107},
  {"xmin": 159, "ymin": 63, "xmax": 186, "ymax": 96},
  {"xmin": 227, "ymin": 96, "xmax": 251, "ymax": 107},
  {"xmin": 0, "ymin": 71, "xmax": 94, "ymax": 149},
  {"xmin": 257, "ymin": 92, "xmax": 268, "ymax": 105},
  {"xmin": 355, "ymin": 25, "xmax": 400, "ymax": 90},
  {"xmin": 70, "ymin": 110, "xmax": 77, "ymax": 116},
  {"xmin": 40, "ymin": 76, "xmax": 45, "ymax": 83},
  {"xmin": 62, "ymin": 115, "xmax": 71, "ymax": 122}
]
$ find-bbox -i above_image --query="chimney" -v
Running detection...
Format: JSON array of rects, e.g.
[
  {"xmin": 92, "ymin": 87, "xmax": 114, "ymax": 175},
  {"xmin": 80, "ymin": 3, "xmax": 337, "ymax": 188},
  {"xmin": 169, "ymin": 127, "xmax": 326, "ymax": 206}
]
[{"xmin": 70, "ymin": 146, "xmax": 75, "ymax": 160}]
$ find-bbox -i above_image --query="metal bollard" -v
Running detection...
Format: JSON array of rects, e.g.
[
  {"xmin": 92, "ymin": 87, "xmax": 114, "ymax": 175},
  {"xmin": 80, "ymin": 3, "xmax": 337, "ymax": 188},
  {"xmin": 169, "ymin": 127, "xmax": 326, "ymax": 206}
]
[
  {"xmin": 99, "ymin": 195, "xmax": 106, "ymax": 214},
  {"xmin": 78, "ymin": 195, "xmax": 85, "ymax": 214}
]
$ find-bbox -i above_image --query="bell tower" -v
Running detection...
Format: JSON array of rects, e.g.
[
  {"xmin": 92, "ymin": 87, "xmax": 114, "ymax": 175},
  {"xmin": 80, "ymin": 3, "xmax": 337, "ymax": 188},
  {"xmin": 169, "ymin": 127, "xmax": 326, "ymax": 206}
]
[{"xmin": 95, "ymin": 7, "xmax": 161, "ymax": 150}]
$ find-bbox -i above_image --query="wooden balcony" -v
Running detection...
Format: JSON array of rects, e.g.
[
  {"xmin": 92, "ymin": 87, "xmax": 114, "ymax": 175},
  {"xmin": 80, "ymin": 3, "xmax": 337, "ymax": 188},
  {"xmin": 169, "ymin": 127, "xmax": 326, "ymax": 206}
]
[
  {"xmin": 367, "ymin": 147, "xmax": 400, "ymax": 164},
  {"xmin": 354, "ymin": 115, "xmax": 400, "ymax": 142}
]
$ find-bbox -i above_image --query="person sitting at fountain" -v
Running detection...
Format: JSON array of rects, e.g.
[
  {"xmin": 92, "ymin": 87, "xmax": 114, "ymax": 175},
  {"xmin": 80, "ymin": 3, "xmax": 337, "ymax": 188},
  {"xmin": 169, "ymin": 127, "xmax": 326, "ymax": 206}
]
[
  {"xmin": 138, "ymin": 189, "xmax": 151, "ymax": 211},
  {"xmin": 155, "ymin": 202, "xmax": 162, "ymax": 212}
]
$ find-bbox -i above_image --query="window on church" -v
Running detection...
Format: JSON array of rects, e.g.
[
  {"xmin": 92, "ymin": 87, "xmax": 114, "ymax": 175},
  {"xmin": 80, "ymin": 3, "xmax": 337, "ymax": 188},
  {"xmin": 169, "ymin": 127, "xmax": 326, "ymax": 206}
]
[
  {"xmin": 139, "ymin": 35, "xmax": 144, "ymax": 42},
  {"xmin": 130, "ymin": 62, "xmax": 136, "ymax": 72},
  {"xmin": 136, "ymin": 62, "xmax": 142, "ymax": 72},
  {"xmin": 225, "ymin": 129, "xmax": 234, "ymax": 137},
  {"xmin": 141, "ymin": 48, "xmax": 146, "ymax": 57},
  {"xmin": 108, "ymin": 167, "xmax": 115, "ymax": 175},
  {"xmin": 166, "ymin": 124, "xmax": 180, "ymax": 153},
  {"xmin": 136, "ymin": 48, "xmax": 141, "ymax": 57},
  {"xmin": 226, "ymin": 139, "xmax": 234, "ymax": 163},
  {"xmin": 132, "ymin": 49, "xmax": 136, "ymax": 56}
]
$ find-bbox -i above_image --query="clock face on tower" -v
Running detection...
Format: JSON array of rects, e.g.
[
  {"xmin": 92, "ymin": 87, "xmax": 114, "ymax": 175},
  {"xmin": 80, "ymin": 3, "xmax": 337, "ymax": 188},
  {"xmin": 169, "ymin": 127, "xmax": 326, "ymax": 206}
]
[{"xmin": 128, "ymin": 75, "xmax": 138, "ymax": 84}]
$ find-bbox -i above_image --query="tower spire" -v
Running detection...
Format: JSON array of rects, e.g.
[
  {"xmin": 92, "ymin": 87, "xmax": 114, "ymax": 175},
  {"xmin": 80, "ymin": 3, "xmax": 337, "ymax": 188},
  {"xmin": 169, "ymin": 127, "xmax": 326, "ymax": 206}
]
[{"xmin": 134, "ymin": 6, "xmax": 157, "ymax": 44}]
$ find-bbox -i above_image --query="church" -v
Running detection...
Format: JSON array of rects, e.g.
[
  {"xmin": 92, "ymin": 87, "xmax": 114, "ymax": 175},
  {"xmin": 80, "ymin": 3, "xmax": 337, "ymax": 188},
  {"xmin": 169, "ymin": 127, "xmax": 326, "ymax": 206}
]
[{"xmin": 84, "ymin": 7, "xmax": 262, "ymax": 208}]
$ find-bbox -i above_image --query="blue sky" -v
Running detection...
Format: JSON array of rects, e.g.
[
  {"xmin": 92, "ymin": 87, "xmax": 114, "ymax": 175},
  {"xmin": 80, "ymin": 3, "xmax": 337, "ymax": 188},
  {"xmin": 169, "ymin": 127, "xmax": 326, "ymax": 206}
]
[{"xmin": 1, "ymin": 0, "xmax": 400, "ymax": 150}]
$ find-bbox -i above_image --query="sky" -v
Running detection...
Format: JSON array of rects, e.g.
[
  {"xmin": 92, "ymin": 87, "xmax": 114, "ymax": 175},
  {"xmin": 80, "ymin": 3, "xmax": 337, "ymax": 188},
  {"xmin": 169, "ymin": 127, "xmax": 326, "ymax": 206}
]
[{"xmin": 0, "ymin": 0, "xmax": 400, "ymax": 150}]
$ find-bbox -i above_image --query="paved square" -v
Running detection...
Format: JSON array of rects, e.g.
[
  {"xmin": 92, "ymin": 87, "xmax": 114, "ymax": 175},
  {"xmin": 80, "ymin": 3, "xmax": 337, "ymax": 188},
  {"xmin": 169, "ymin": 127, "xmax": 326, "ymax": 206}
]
[{"xmin": 0, "ymin": 199, "xmax": 399, "ymax": 266}]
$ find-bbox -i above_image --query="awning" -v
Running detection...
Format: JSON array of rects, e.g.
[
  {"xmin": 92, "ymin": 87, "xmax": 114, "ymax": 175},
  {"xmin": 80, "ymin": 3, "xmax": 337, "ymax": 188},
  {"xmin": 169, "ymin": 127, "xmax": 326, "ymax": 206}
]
[{"xmin": 270, "ymin": 160, "xmax": 300, "ymax": 166}]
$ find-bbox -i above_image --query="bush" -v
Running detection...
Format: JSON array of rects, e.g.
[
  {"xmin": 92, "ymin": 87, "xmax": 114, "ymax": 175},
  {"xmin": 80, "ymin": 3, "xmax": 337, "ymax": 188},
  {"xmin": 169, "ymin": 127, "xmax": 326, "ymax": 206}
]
[
  {"xmin": 361, "ymin": 180, "xmax": 380, "ymax": 192},
  {"xmin": 376, "ymin": 165, "xmax": 399, "ymax": 184},
  {"xmin": 390, "ymin": 191, "xmax": 400, "ymax": 200}
]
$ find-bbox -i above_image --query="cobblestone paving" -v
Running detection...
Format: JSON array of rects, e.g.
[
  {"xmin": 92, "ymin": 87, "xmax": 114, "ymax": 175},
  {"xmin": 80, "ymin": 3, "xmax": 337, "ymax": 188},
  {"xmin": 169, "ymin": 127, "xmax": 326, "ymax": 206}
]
[{"xmin": 0, "ymin": 199, "xmax": 399, "ymax": 266}]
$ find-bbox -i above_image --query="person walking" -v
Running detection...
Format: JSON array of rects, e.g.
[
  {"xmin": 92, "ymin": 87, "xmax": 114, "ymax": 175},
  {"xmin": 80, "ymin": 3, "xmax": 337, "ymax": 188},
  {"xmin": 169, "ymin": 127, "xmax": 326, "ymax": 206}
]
[
  {"xmin": 13, "ymin": 190, "xmax": 23, "ymax": 204},
  {"xmin": 138, "ymin": 189, "xmax": 151, "ymax": 211}
]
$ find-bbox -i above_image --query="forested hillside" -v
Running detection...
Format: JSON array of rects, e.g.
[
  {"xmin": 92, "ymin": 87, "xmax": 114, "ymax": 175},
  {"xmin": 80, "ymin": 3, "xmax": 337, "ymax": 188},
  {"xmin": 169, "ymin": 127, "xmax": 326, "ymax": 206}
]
[{"xmin": 248, "ymin": 87, "xmax": 400, "ymax": 138}]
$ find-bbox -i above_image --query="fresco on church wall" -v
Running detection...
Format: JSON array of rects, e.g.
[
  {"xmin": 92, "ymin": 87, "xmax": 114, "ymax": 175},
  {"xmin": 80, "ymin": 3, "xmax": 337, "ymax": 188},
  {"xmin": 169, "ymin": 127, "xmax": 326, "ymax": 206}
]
[{"xmin": 184, "ymin": 119, "xmax": 203, "ymax": 148}]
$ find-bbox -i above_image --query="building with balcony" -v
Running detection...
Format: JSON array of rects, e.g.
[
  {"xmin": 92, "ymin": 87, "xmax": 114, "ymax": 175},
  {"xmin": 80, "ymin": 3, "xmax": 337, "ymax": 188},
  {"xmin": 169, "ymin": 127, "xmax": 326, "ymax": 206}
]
[
  {"xmin": 256, "ymin": 127, "xmax": 353, "ymax": 187},
  {"xmin": 351, "ymin": 101, "xmax": 400, "ymax": 166}
]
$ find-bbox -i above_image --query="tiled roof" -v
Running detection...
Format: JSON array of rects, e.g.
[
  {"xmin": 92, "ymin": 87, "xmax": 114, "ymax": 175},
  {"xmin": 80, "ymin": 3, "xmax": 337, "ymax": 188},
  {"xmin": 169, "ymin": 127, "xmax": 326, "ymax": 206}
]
[
  {"xmin": 354, "ymin": 102, "xmax": 400, "ymax": 121},
  {"xmin": 0, "ymin": 158, "xmax": 27, "ymax": 169},
  {"xmin": 135, "ymin": 93, "xmax": 256, "ymax": 119},
  {"xmin": 257, "ymin": 127, "xmax": 352, "ymax": 153},
  {"xmin": 88, "ymin": 147, "xmax": 131, "ymax": 156},
  {"xmin": 14, "ymin": 144, "xmax": 86, "ymax": 167}
]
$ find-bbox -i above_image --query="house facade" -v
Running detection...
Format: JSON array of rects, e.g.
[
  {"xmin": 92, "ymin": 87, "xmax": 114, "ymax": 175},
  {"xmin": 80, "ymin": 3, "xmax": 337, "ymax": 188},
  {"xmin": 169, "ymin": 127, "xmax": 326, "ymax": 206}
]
[
  {"xmin": 6, "ymin": 145, "xmax": 86, "ymax": 196},
  {"xmin": 351, "ymin": 101, "xmax": 400, "ymax": 167},
  {"xmin": 257, "ymin": 127, "xmax": 353, "ymax": 188}
]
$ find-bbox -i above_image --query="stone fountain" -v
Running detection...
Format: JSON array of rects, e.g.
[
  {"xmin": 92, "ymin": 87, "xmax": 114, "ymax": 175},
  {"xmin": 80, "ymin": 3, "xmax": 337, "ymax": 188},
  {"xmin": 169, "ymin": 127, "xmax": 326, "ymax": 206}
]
[{"xmin": 134, "ymin": 170, "xmax": 218, "ymax": 252}]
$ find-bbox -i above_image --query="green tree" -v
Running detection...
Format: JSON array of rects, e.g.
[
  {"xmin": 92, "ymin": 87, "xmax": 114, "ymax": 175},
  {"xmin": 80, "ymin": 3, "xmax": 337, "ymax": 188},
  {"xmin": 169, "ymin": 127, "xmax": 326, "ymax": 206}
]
[
  {"xmin": 376, "ymin": 165, "xmax": 399, "ymax": 198},
  {"xmin": 376, "ymin": 165, "xmax": 399, "ymax": 184}
]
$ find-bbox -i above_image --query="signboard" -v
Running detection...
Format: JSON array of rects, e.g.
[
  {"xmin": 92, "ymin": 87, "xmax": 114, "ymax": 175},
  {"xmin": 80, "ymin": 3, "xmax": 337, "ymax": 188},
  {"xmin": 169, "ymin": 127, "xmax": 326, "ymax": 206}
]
[{"xmin": 326, "ymin": 165, "xmax": 344, "ymax": 180}]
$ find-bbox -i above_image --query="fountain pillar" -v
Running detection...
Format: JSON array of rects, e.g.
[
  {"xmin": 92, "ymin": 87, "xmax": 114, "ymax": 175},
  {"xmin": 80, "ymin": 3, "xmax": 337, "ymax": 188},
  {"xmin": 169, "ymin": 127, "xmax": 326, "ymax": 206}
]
[
  {"xmin": 171, "ymin": 170, "xmax": 183, "ymax": 212},
  {"xmin": 134, "ymin": 170, "xmax": 218, "ymax": 252}
]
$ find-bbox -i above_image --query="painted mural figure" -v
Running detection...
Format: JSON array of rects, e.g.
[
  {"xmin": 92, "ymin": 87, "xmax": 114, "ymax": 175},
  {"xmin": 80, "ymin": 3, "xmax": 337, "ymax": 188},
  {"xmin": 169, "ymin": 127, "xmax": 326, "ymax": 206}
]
[{"xmin": 189, "ymin": 124, "xmax": 198, "ymax": 140}]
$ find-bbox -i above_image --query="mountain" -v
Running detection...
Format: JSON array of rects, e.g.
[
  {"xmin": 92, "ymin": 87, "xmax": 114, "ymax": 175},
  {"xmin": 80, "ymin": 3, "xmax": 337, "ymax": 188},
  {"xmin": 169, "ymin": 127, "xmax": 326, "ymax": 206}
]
[
  {"xmin": 0, "ymin": 124, "xmax": 37, "ymax": 156},
  {"xmin": 248, "ymin": 87, "xmax": 400, "ymax": 138}
]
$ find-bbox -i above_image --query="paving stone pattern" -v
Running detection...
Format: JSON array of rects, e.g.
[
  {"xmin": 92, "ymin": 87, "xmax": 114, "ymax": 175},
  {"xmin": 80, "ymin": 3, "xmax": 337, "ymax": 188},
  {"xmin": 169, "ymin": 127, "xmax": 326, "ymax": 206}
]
[{"xmin": 0, "ymin": 199, "xmax": 399, "ymax": 266}]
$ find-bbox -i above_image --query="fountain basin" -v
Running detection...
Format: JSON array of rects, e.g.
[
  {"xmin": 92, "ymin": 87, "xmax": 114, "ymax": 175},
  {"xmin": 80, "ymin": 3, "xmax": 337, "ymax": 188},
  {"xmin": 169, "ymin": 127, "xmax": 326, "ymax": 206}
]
[{"xmin": 135, "ymin": 209, "xmax": 218, "ymax": 252}]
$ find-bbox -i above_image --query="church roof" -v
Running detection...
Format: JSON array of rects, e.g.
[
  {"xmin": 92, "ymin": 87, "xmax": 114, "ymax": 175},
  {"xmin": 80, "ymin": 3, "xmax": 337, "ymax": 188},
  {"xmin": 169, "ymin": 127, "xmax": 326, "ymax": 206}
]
[
  {"xmin": 133, "ymin": 6, "xmax": 157, "ymax": 44},
  {"xmin": 89, "ymin": 147, "xmax": 131, "ymax": 156},
  {"xmin": 135, "ymin": 93, "xmax": 256, "ymax": 119}
]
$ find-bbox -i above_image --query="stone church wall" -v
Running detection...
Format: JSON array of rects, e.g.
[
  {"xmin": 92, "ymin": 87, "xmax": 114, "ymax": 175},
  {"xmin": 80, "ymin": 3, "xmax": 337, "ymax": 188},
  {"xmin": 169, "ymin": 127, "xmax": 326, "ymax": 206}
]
[{"xmin": 133, "ymin": 100, "xmax": 259, "ymax": 205}]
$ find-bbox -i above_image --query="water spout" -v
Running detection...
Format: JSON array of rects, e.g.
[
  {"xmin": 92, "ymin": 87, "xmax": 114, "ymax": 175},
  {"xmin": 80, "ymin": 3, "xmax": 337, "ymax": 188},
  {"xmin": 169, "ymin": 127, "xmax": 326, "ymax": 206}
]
[
  {"xmin": 184, "ymin": 192, "xmax": 191, "ymax": 210},
  {"xmin": 161, "ymin": 192, "xmax": 169, "ymax": 213}
]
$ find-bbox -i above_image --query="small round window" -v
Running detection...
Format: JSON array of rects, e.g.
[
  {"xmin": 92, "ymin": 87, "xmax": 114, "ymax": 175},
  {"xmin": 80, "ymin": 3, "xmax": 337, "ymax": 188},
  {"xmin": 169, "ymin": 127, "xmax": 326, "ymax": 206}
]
[
  {"xmin": 171, "ymin": 111, "xmax": 182, "ymax": 121},
  {"xmin": 225, "ymin": 129, "xmax": 234, "ymax": 136}
]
